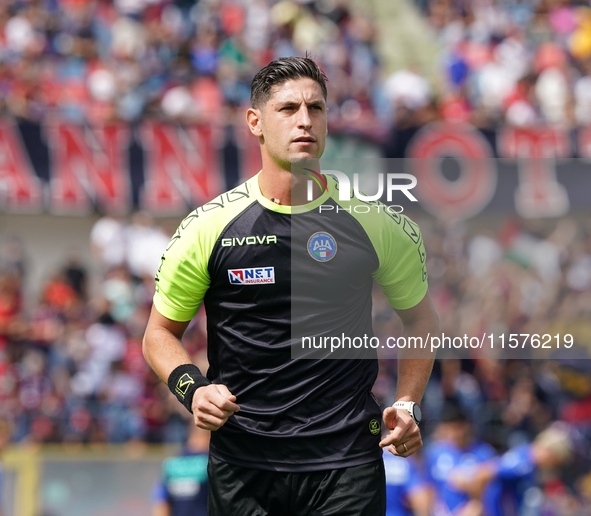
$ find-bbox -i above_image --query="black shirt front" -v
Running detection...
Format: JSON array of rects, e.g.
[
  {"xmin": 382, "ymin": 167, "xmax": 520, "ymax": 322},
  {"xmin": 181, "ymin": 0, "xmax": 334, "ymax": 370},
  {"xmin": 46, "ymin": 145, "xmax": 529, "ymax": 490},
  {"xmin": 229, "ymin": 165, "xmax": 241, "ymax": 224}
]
[{"xmin": 154, "ymin": 174, "xmax": 428, "ymax": 471}]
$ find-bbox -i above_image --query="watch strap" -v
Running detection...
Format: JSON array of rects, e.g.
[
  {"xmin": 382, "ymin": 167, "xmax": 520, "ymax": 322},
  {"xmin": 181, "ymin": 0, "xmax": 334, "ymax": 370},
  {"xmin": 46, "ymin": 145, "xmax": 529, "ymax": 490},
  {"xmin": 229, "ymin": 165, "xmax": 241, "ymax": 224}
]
[{"xmin": 392, "ymin": 401, "xmax": 421, "ymax": 425}]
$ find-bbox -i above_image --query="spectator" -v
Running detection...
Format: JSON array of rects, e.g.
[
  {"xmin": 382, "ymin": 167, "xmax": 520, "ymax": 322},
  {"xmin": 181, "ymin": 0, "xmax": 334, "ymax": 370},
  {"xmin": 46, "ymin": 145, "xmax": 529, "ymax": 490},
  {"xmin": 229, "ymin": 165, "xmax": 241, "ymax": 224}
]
[
  {"xmin": 152, "ymin": 425, "xmax": 210, "ymax": 516},
  {"xmin": 423, "ymin": 401, "xmax": 497, "ymax": 516},
  {"xmin": 383, "ymin": 447, "xmax": 433, "ymax": 516},
  {"xmin": 90, "ymin": 214, "xmax": 127, "ymax": 271},
  {"xmin": 125, "ymin": 211, "xmax": 170, "ymax": 280},
  {"xmin": 450, "ymin": 425, "xmax": 574, "ymax": 516}
]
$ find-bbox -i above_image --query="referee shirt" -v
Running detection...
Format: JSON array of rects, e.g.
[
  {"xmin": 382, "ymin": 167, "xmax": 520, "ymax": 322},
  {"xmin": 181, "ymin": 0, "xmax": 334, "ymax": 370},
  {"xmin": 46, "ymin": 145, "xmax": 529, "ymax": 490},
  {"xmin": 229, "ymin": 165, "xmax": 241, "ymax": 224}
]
[{"xmin": 154, "ymin": 173, "xmax": 428, "ymax": 472}]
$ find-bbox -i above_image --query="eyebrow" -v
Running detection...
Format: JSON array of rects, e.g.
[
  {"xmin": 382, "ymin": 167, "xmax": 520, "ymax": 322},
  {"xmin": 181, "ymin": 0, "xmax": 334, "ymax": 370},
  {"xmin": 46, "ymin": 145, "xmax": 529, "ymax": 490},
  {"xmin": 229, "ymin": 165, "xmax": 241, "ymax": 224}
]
[{"xmin": 276, "ymin": 100, "xmax": 325, "ymax": 109}]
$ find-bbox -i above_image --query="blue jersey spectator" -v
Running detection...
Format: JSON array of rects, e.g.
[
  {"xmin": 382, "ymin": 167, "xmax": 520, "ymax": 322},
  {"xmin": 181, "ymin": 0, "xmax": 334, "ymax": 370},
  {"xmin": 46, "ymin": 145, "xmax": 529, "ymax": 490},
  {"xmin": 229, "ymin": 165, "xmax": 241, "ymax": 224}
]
[
  {"xmin": 384, "ymin": 450, "xmax": 432, "ymax": 516},
  {"xmin": 152, "ymin": 426, "xmax": 209, "ymax": 516},
  {"xmin": 451, "ymin": 425, "xmax": 573, "ymax": 516},
  {"xmin": 424, "ymin": 402, "xmax": 497, "ymax": 515},
  {"xmin": 481, "ymin": 443, "xmax": 536, "ymax": 516}
]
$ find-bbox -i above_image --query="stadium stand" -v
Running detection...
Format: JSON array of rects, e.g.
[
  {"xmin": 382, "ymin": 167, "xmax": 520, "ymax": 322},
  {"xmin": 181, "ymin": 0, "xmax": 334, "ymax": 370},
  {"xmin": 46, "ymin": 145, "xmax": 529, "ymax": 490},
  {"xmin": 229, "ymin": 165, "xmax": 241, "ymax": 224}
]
[{"xmin": 1, "ymin": 0, "xmax": 591, "ymax": 514}]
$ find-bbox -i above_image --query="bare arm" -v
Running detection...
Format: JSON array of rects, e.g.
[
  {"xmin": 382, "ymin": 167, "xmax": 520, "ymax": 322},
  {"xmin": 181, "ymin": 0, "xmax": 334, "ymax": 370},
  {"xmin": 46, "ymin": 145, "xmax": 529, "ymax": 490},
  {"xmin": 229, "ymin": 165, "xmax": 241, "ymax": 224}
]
[
  {"xmin": 143, "ymin": 305, "xmax": 239, "ymax": 430},
  {"xmin": 394, "ymin": 292, "xmax": 438, "ymax": 403},
  {"xmin": 152, "ymin": 500, "xmax": 170, "ymax": 516},
  {"xmin": 450, "ymin": 462, "xmax": 497, "ymax": 499},
  {"xmin": 380, "ymin": 292, "xmax": 438, "ymax": 456},
  {"xmin": 407, "ymin": 484, "xmax": 435, "ymax": 516},
  {"xmin": 143, "ymin": 305, "xmax": 193, "ymax": 381}
]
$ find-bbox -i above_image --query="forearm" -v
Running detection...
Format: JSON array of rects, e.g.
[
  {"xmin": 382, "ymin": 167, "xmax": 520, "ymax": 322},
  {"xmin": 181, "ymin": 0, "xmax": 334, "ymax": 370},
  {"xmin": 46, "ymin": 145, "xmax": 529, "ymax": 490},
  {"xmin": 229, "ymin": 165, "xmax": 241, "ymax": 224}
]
[
  {"xmin": 381, "ymin": 294, "xmax": 438, "ymax": 455},
  {"xmin": 395, "ymin": 359, "xmax": 433, "ymax": 403},
  {"xmin": 152, "ymin": 501, "xmax": 170, "ymax": 516},
  {"xmin": 142, "ymin": 306, "xmax": 193, "ymax": 383},
  {"xmin": 395, "ymin": 325, "xmax": 437, "ymax": 403},
  {"xmin": 143, "ymin": 306, "xmax": 238, "ymax": 429},
  {"xmin": 408, "ymin": 487, "xmax": 434, "ymax": 516},
  {"xmin": 394, "ymin": 296, "xmax": 438, "ymax": 403},
  {"xmin": 143, "ymin": 327, "xmax": 192, "ymax": 382}
]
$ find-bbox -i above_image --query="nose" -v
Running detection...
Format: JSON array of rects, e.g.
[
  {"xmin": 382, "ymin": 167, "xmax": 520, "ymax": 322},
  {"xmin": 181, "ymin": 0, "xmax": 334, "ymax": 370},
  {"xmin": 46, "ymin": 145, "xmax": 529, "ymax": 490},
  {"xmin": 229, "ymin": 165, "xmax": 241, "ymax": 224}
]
[{"xmin": 296, "ymin": 105, "xmax": 312, "ymax": 129}]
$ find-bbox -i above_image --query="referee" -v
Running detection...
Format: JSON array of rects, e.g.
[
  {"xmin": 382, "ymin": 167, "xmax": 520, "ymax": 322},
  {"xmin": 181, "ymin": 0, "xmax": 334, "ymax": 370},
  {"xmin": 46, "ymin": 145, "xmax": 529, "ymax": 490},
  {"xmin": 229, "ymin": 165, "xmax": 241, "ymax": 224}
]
[{"xmin": 143, "ymin": 56, "xmax": 438, "ymax": 515}]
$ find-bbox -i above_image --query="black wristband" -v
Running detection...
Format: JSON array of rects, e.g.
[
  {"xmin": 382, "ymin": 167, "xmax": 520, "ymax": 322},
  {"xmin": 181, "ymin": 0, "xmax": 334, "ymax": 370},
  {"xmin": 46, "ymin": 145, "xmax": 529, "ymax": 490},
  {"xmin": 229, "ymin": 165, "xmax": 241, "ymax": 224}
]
[{"xmin": 167, "ymin": 364, "xmax": 211, "ymax": 414}]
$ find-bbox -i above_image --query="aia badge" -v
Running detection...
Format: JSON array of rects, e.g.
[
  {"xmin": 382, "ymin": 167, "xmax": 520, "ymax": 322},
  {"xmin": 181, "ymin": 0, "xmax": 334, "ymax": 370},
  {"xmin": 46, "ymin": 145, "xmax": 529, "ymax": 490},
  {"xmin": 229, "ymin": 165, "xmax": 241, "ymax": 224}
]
[
  {"xmin": 228, "ymin": 267, "xmax": 275, "ymax": 285},
  {"xmin": 307, "ymin": 232, "xmax": 337, "ymax": 262}
]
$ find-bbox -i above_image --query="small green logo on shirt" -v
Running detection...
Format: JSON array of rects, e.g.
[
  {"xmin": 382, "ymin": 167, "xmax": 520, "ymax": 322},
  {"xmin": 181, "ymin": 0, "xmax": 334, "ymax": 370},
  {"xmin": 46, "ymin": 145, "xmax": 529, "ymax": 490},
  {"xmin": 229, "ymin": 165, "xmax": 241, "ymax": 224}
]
[{"xmin": 369, "ymin": 419, "xmax": 380, "ymax": 435}]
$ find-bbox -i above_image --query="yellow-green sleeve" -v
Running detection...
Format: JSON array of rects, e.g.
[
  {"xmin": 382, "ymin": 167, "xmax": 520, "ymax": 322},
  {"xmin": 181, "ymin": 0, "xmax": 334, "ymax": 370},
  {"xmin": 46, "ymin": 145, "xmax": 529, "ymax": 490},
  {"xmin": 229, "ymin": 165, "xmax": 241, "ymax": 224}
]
[
  {"xmin": 153, "ymin": 211, "xmax": 211, "ymax": 322},
  {"xmin": 371, "ymin": 213, "xmax": 428, "ymax": 310},
  {"xmin": 152, "ymin": 179, "xmax": 259, "ymax": 322}
]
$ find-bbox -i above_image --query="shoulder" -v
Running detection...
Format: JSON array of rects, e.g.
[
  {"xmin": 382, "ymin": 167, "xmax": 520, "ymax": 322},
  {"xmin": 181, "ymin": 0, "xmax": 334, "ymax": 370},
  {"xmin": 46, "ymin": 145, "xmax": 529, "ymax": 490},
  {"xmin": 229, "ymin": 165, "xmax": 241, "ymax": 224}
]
[
  {"xmin": 164, "ymin": 178, "xmax": 258, "ymax": 255},
  {"xmin": 325, "ymin": 174, "xmax": 424, "ymax": 247},
  {"xmin": 473, "ymin": 441, "xmax": 497, "ymax": 460},
  {"xmin": 501, "ymin": 444, "xmax": 532, "ymax": 465},
  {"xmin": 425, "ymin": 440, "xmax": 456, "ymax": 460},
  {"xmin": 179, "ymin": 179, "xmax": 257, "ymax": 234}
]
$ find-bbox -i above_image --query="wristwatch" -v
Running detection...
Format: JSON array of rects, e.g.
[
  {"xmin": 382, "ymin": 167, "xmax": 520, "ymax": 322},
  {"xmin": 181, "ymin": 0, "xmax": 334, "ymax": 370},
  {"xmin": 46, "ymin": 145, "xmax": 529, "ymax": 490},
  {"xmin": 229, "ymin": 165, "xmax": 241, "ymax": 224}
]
[{"xmin": 392, "ymin": 401, "xmax": 422, "ymax": 425}]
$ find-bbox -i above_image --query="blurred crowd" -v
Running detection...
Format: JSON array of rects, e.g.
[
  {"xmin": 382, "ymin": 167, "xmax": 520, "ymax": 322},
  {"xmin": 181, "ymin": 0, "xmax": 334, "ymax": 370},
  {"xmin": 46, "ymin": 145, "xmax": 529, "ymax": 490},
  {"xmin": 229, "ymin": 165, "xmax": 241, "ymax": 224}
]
[
  {"xmin": 2, "ymin": 0, "xmax": 591, "ymax": 140},
  {"xmin": 1, "ymin": 0, "xmax": 591, "ymax": 514},
  {"xmin": 0, "ymin": 212, "xmax": 191, "ymax": 444},
  {"xmin": 371, "ymin": 214, "xmax": 591, "ymax": 515},
  {"xmin": 393, "ymin": 0, "xmax": 591, "ymax": 129},
  {"xmin": 0, "ymin": 0, "xmax": 381, "ymax": 137},
  {"xmin": 1, "ymin": 0, "xmax": 591, "ymax": 141},
  {"xmin": 1, "ymin": 212, "xmax": 591, "ymax": 513}
]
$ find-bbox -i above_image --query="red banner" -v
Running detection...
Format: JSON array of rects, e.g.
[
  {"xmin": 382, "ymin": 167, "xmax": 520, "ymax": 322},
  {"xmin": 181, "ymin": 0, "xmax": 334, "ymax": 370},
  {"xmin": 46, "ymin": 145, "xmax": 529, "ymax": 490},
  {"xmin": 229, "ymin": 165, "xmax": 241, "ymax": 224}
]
[{"xmin": 0, "ymin": 118, "xmax": 590, "ymax": 219}]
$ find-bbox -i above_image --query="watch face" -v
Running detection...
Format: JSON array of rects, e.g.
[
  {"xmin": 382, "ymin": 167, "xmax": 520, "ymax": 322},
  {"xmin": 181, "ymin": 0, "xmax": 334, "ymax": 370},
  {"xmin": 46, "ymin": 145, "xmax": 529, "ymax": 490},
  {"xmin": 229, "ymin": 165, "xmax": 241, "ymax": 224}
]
[{"xmin": 412, "ymin": 404, "xmax": 422, "ymax": 423}]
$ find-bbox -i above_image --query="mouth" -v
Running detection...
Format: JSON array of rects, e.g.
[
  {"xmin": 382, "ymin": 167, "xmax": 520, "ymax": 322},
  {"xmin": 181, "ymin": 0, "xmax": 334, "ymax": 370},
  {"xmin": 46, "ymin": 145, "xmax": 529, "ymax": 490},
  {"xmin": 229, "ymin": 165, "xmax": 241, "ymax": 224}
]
[{"xmin": 293, "ymin": 136, "xmax": 316, "ymax": 143}]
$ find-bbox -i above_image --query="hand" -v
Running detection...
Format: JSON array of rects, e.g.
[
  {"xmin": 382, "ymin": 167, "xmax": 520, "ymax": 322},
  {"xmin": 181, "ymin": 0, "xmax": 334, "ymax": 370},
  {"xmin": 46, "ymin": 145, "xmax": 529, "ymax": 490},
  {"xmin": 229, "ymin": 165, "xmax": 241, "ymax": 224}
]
[
  {"xmin": 449, "ymin": 469, "xmax": 471, "ymax": 492},
  {"xmin": 192, "ymin": 384, "xmax": 240, "ymax": 431},
  {"xmin": 379, "ymin": 406, "xmax": 422, "ymax": 457},
  {"xmin": 450, "ymin": 465, "xmax": 493, "ymax": 499}
]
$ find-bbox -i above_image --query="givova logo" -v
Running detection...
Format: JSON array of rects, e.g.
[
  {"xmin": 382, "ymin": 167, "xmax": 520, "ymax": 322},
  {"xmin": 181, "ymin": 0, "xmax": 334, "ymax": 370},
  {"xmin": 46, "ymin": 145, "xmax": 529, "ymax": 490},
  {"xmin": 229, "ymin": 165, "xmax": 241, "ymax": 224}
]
[
  {"xmin": 228, "ymin": 267, "xmax": 275, "ymax": 285},
  {"xmin": 307, "ymin": 232, "xmax": 337, "ymax": 262}
]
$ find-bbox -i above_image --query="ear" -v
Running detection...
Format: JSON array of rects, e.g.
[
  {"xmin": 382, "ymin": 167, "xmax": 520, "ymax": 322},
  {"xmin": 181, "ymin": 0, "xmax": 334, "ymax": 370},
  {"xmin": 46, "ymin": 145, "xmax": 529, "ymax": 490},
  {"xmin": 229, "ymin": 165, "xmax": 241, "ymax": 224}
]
[{"xmin": 246, "ymin": 107, "xmax": 263, "ymax": 137}]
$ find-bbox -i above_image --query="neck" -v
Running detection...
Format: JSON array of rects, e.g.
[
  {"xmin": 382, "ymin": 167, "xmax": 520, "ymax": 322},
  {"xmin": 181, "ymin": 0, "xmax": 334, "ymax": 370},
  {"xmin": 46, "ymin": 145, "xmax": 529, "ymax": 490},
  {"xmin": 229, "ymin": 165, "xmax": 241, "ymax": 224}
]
[
  {"xmin": 258, "ymin": 154, "xmax": 323, "ymax": 206},
  {"xmin": 259, "ymin": 167, "xmax": 293, "ymax": 205}
]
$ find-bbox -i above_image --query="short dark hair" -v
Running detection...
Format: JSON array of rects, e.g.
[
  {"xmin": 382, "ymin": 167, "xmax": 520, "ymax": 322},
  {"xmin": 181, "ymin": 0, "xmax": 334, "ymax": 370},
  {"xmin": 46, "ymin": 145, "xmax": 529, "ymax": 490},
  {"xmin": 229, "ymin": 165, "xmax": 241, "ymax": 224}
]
[{"xmin": 250, "ymin": 56, "xmax": 328, "ymax": 109}]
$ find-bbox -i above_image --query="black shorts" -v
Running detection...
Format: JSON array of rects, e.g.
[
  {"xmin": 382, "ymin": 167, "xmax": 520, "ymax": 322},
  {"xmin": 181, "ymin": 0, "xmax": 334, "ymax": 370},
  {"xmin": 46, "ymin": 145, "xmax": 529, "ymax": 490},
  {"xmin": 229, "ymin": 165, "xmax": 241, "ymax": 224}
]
[{"xmin": 207, "ymin": 456, "xmax": 386, "ymax": 516}]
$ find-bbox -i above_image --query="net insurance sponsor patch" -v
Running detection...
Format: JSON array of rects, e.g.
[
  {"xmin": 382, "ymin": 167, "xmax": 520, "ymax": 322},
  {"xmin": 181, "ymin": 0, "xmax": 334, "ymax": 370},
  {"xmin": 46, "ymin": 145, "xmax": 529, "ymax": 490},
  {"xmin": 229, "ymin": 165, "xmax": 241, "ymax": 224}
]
[{"xmin": 228, "ymin": 267, "xmax": 275, "ymax": 285}]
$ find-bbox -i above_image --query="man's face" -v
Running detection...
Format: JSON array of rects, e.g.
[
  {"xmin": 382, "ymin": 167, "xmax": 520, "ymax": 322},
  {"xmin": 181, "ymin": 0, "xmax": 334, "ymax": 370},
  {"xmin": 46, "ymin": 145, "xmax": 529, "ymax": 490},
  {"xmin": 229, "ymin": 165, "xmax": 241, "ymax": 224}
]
[
  {"xmin": 437, "ymin": 421, "xmax": 471, "ymax": 448},
  {"xmin": 255, "ymin": 78, "xmax": 327, "ymax": 170}
]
